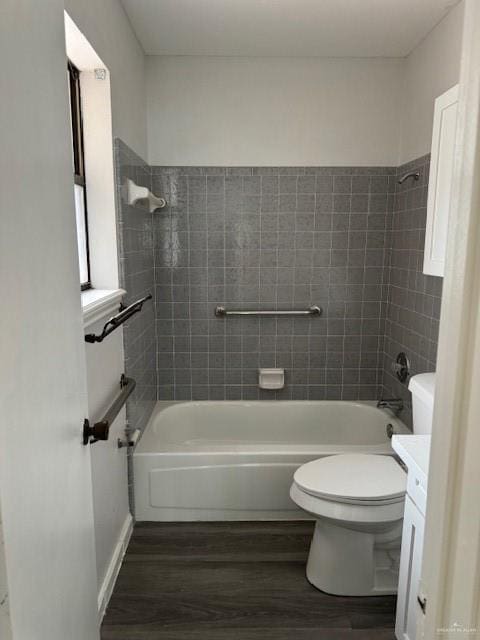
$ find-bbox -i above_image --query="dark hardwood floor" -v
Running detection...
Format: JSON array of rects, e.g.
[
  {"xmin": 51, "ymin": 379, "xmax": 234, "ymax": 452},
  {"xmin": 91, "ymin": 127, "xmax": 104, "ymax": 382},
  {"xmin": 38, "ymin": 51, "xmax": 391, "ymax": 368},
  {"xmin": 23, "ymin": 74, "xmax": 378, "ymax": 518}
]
[{"xmin": 101, "ymin": 522, "xmax": 396, "ymax": 640}]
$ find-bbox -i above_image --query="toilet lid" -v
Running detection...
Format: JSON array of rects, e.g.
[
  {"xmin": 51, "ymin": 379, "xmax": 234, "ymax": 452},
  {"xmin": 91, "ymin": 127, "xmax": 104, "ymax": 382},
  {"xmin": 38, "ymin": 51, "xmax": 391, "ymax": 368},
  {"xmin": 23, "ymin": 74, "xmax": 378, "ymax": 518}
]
[{"xmin": 293, "ymin": 454, "xmax": 406, "ymax": 504}]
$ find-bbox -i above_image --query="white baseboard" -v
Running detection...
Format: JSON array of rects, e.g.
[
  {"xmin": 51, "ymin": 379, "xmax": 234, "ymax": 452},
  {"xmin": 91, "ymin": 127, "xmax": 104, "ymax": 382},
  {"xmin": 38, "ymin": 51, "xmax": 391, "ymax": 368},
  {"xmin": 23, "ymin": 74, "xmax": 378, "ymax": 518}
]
[{"xmin": 97, "ymin": 512, "xmax": 133, "ymax": 621}]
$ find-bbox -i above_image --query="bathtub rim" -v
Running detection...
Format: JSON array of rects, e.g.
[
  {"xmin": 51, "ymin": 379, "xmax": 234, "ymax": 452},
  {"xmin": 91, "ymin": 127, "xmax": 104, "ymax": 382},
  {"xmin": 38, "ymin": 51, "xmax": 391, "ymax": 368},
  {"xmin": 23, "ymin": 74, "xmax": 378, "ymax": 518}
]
[{"xmin": 134, "ymin": 399, "xmax": 409, "ymax": 456}]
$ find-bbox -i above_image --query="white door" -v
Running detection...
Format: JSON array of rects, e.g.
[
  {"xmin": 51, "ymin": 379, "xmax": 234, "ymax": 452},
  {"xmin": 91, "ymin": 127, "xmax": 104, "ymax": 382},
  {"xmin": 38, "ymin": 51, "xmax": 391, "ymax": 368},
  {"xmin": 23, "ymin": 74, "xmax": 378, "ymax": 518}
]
[
  {"xmin": 0, "ymin": 2, "xmax": 99, "ymax": 639},
  {"xmin": 420, "ymin": 2, "xmax": 480, "ymax": 635},
  {"xmin": 395, "ymin": 496, "xmax": 426, "ymax": 640},
  {"xmin": 0, "ymin": 502, "xmax": 12, "ymax": 639}
]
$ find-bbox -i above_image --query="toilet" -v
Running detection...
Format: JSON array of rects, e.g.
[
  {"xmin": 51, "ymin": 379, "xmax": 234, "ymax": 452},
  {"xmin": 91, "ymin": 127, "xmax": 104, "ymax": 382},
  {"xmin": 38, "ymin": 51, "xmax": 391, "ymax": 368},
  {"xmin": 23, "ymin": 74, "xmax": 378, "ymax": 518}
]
[{"xmin": 290, "ymin": 373, "xmax": 435, "ymax": 597}]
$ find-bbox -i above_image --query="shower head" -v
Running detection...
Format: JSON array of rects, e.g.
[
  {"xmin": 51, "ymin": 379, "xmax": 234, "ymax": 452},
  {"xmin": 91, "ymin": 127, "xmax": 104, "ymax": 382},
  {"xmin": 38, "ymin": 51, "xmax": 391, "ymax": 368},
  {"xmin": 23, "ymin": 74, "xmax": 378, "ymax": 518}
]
[{"xmin": 398, "ymin": 171, "xmax": 420, "ymax": 185}]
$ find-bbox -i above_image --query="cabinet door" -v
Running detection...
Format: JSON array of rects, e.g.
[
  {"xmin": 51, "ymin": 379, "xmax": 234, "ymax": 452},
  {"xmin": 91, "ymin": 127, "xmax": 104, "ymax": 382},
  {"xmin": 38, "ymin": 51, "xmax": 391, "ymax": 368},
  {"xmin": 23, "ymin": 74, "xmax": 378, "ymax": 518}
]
[
  {"xmin": 423, "ymin": 84, "xmax": 459, "ymax": 277},
  {"xmin": 395, "ymin": 495, "xmax": 425, "ymax": 640}
]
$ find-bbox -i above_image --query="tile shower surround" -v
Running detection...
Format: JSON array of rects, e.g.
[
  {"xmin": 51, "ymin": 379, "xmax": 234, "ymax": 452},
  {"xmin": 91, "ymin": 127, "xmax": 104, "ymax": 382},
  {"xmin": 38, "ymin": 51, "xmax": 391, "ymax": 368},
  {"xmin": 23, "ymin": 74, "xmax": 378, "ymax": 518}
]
[
  {"xmin": 381, "ymin": 155, "xmax": 442, "ymax": 427},
  {"xmin": 151, "ymin": 165, "xmax": 395, "ymax": 402},
  {"xmin": 114, "ymin": 139, "xmax": 157, "ymax": 436},
  {"xmin": 114, "ymin": 139, "xmax": 442, "ymax": 426}
]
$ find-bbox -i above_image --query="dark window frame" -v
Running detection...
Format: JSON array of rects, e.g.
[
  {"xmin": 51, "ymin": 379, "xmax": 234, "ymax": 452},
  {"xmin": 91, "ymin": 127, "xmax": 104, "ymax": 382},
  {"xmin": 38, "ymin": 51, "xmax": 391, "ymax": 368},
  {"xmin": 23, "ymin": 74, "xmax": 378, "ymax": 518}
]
[{"xmin": 68, "ymin": 60, "xmax": 91, "ymax": 291}]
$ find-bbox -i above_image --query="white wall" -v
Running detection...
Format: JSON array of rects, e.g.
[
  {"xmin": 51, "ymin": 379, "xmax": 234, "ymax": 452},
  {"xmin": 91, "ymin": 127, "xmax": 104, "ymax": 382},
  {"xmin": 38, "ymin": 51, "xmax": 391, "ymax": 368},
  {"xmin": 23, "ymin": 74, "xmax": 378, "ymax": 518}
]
[
  {"xmin": 65, "ymin": 12, "xmax": 121, "ymax": 292},
  {"xmin": 81, "ymin": 70, "xmax": 121, "ymax": 290},
  {"xmin": 398, "ymin": 1, "xmax": 464, "ymax": 164},
  {"xmin": 63, "ymin": 1, "xmax": 143, "ymax": 611},
  {"xmin": 84, "ymin": 324, "xmax": 130, "ymax": 603},
  {"xmin": 64, "ymin": 0, "xmax": 147, "ymax": 158},
  {"xmin": 145, "ymin": 3, "xmax": 464, "ymax": 168},
  {"xmin": 146, "ymin": 56, "xmax": 404, "ymax": 166}
]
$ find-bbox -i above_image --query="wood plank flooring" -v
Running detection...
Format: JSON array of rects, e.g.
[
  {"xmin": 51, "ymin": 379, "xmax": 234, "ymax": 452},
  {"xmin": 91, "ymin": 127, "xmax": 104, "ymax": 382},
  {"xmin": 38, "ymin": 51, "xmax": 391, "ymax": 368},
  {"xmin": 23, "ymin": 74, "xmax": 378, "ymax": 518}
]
[{"xmin": 101, "ymin": 522, "xmax": 396, "ymax": 640}]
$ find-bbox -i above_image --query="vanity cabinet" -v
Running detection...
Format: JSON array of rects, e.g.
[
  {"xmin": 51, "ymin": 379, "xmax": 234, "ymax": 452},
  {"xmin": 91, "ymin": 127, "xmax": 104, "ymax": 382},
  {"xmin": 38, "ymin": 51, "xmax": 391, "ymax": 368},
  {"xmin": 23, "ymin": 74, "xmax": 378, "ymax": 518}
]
[
  {"xmin": 395, "ymin": 495, "xmax": 425, "ymax": 640},
  {"xmin": 423, "ymin": 84, "xmax": 459, "ymax": 277},
  {"xmin": 392, "ymin": 435, "xmax": 430, "ymax": 640}
]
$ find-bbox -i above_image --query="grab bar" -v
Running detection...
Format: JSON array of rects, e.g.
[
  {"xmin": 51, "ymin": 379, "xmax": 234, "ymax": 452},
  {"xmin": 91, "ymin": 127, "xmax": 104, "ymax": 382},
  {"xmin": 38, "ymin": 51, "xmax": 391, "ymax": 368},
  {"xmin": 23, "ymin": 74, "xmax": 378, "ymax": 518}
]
[
  {"xmin": 215, "ymin": 305, "xmax": 321, "ymax": 317},
  {"xmin": 83, "ymin": 374, "xmax": 136, "ymax": 445},
  {"xmin": 84, "ymin": 294, "xmax": 152, "ymax": 343}
]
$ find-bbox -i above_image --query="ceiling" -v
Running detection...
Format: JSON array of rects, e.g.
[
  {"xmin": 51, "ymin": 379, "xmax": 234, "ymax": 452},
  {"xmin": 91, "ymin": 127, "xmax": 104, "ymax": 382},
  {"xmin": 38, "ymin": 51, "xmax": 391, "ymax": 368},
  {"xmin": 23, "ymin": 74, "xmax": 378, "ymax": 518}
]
[{"xmin": 121, "ymin": 0, "xmax": 460, "ymax": 58}]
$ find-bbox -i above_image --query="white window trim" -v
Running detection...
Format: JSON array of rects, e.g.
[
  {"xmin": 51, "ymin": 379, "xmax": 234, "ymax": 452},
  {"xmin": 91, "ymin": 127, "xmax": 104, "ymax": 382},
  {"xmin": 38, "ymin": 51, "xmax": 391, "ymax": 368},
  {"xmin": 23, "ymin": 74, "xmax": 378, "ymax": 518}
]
[
  {"xmin": 82, "ymin": 288, "xmax": 125, "ymax": 329},
  {"xmin": 65, "ymin": 12, "xmax": 120, "ymax": 294}
]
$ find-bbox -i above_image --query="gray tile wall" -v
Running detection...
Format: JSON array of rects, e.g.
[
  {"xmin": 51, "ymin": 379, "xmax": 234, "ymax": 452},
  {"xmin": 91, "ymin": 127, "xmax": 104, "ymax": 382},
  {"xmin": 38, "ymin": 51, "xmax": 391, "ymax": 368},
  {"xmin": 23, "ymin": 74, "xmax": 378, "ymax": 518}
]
[
  {"xmin": 114, "ymin": 139, "xmax": 157, "ymax": 435},
  {"xmin": 114, "ymin": 145, "xmax": 443, "ymax": 430},
  {"xmin": 381, "ymin": 155, "xmax": 442, "ymax": 428},
  {"xmin": 151, "ymin": 166, "xmax": 396, "ymax": 401}
]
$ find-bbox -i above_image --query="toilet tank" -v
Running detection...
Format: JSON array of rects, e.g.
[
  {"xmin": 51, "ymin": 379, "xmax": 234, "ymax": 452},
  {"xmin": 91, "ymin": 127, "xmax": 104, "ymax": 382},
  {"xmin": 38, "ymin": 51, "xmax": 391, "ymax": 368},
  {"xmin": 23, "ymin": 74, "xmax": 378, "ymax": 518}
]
[{"xmin": 408, "ymin": 373, "xmax": 435, "ymax": 434}]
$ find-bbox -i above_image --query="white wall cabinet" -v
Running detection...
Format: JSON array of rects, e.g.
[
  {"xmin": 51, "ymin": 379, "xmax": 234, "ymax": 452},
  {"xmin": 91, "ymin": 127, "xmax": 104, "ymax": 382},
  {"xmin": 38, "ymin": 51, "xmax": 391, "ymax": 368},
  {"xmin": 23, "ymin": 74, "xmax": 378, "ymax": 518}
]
[
  {"xmin": 395, "ymin": 496, "xmax": 426, "ymax": 640},
  {"xmin": 423, "ymin": 84, "xmax": 459, "ymax": 277}
]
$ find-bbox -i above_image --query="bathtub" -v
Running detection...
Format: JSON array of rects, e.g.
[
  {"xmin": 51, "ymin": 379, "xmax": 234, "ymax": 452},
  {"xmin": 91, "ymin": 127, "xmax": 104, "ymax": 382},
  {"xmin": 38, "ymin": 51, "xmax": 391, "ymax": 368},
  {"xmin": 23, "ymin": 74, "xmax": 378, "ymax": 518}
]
[{"xmin": 134, "ymin": 401, "xmax": 408, "ymax": 521}]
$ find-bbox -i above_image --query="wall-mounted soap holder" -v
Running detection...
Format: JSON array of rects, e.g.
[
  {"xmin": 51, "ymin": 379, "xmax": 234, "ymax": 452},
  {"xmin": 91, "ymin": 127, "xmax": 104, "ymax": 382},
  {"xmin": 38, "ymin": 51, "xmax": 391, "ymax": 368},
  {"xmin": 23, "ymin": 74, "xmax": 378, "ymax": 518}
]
[
  {"xmin": 122, "ymin": 178, "xmax": 166, "ymax": 212},
  {"xmin": 259, "ymin": 368, "xmax": 285, "ymax": 390}
]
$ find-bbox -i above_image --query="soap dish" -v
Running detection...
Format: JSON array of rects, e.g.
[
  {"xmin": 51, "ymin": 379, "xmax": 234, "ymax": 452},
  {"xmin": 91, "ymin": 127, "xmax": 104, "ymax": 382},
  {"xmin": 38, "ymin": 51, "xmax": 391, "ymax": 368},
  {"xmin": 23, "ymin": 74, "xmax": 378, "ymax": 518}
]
[{"xmin": 258, "ymin": 368, "xmax": 285, "ymax": 390}]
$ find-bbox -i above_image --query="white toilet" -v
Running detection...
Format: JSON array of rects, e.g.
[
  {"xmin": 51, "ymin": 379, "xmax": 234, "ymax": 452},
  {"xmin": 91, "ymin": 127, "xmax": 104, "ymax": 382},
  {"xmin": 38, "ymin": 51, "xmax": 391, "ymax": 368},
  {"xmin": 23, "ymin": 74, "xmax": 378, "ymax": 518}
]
[{"xmin": 290, "ymin": 373, "xmax": 435, "ymax": 597}]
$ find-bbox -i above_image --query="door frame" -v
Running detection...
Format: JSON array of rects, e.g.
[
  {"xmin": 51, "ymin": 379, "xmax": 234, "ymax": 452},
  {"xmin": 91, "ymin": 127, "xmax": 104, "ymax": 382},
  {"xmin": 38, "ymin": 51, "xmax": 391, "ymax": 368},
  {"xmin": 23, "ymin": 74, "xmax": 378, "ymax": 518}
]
[{"xmin": 420, "ymin": 0, "xmax": 480, "ymax": 636}]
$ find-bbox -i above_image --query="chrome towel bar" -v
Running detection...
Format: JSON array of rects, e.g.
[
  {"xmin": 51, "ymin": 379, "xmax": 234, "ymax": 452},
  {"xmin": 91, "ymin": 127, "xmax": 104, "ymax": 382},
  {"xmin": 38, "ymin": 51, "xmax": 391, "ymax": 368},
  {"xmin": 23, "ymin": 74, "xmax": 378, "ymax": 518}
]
[{"xmin": 215, "ymin": 305, "xmax": 322, "ymax": 317}]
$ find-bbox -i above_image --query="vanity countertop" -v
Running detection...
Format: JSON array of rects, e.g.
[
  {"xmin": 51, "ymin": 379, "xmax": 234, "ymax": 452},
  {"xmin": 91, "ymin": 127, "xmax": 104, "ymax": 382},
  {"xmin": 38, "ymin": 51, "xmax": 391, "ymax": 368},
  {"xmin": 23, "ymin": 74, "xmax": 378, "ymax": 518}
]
[{"xmin": 392, "ymin": 434, "xmax": 431, "ymax": 488}]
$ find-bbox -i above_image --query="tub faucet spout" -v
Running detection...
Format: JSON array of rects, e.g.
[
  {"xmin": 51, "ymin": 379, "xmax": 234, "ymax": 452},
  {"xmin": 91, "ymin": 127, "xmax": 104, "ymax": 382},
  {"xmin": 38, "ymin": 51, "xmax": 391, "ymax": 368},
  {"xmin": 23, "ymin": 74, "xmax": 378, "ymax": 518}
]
[{"xmin": 377, "ymin": 398, "xmax": 403, "ymax": 415}]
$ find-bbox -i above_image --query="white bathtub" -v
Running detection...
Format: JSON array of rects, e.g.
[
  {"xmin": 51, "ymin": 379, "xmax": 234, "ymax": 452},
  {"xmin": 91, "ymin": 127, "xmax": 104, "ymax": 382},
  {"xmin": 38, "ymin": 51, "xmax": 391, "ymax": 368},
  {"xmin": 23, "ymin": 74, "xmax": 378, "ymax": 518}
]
[{"xmin": 134, "ymin": 401, "xmax": 408, "ymax": 521}]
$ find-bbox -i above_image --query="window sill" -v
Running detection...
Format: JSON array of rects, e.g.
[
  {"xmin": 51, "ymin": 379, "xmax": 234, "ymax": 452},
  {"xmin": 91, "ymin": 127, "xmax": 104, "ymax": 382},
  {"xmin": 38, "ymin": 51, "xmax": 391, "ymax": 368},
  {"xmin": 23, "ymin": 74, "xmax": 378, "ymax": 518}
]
[{"xmin": 82, "ymin": 288, "xmax": 126, "ymax": 329}]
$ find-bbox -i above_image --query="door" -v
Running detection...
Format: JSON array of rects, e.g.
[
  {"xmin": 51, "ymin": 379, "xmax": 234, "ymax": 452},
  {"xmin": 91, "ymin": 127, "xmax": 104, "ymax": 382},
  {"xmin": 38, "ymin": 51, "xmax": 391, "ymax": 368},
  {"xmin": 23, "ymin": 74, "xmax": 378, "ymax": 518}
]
[
  {"xmin": 395, "ymin": 496, "xmax": 425, "ymax": 640},
  {"xmin": 0, "ymin": 501, "xmax": 12, "ymax": 640},
  {"xmin": 0, "ymin": 2, "xmax": 99, "ymax": 639},
  {"xmin": 420, "ymin": 2, "xmax": 480, "ymax": 634}
]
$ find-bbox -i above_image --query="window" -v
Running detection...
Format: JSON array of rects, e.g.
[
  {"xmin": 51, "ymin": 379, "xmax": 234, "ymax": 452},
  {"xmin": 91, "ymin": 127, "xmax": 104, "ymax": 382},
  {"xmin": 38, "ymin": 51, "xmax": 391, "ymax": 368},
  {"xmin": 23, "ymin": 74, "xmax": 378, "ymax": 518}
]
[{"xmin": 68, "ymin": 60, "xmax": 91, "ymax": 290}]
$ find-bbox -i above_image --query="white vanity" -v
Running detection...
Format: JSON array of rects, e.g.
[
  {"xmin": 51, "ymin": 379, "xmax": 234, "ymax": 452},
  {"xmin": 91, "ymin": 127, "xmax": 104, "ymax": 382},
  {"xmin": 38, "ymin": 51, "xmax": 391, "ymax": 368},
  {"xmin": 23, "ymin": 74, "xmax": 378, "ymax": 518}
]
[
  {"xmin": 392, "ymin": 435, "xmax": 431, "ymax": 640},
  {"xmin": 392, "ymin": 374, "xmax": 434, "ymax": 640}
]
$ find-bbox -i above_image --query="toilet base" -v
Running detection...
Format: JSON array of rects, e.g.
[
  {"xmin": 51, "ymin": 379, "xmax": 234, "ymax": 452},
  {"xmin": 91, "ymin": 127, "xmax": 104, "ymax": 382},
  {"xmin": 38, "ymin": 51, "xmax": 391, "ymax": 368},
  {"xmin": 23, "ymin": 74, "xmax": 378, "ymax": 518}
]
[{"xmin": 306, "ymin": 518, "xmax": 402, "ymax": 596}]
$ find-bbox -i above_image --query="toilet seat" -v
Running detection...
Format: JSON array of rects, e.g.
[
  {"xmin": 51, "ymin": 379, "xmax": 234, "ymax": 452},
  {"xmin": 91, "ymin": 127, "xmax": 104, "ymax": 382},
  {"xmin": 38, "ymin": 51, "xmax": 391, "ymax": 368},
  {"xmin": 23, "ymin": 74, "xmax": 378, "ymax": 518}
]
[{"xmin": 293, "ymin": 454, "xmax": 406, "ymax": 506}]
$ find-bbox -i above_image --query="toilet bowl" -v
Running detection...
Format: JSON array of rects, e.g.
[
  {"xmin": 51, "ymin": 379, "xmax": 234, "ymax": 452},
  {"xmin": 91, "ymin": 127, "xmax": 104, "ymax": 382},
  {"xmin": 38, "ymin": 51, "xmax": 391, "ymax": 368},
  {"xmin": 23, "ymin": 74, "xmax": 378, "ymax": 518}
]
[{"xmin": 290, "ymin": 453, "xmax": 406, "ymax": 596}]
